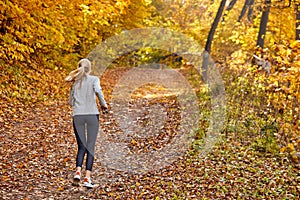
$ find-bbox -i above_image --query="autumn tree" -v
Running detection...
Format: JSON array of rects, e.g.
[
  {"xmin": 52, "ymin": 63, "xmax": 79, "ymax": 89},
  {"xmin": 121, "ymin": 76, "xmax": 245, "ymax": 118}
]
[
  {"xmin": 296, "ymin": 3, "xmax": 300, "ymax": 40},
  {"xmin": 226, "ymin": 0, "xmax": 238, "ymax": 11},
  {"xmin": 272, "ymin": 0, "xmax": 300, "ymax": 40},
  {"xmin": 238, "ymin": 0, "xmax": 254, "ymax": 22},
  {"xmin": 202, "ymin": 0, "xmax": 227, "ymax": 80},
  {"xmin": 257, "ymin": 0, "xmax": 271, "ymax": 48}
]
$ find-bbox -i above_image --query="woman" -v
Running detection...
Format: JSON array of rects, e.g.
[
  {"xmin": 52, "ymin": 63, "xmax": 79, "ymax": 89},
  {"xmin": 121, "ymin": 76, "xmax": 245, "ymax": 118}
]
[{"xmin": 65, "ymin": 58, "xmax": 108, "ymax": 188}]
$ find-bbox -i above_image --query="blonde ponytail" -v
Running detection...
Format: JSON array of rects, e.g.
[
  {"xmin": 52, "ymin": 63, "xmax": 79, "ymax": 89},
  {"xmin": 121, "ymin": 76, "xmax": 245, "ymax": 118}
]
[{"xmin": 65, "ymin": 59, "xmax": 92, "ymax": 82}]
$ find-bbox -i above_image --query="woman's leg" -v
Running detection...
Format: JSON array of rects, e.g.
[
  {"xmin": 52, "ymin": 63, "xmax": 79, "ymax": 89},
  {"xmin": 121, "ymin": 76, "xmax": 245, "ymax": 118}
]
[
  {"xmin": 73, "ymin": 116, "xmax": 87, "ymax": 169},
  {"xmin": 85, "ymin": 115, "xmax": 99, "ymax": 175}
]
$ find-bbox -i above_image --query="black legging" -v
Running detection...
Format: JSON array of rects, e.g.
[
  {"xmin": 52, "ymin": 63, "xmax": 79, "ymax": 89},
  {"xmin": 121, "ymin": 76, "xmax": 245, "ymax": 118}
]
[{"xmin": 73, "ymin": 115, "xmax": 99, "ymax": 171}]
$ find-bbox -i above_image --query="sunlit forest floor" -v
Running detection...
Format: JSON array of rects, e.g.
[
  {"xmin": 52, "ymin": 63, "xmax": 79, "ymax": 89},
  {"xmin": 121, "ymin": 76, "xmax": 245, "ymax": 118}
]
[{"xmin": 0, "ymin": 67, "xmax": 299, "ymax": 199}]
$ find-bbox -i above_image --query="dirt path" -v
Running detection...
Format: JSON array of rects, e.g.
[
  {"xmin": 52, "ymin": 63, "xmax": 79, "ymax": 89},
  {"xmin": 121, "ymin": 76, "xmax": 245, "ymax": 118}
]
[{"xmin": 0, "ymin": 68, "xmax": 299, "ymax": 199}]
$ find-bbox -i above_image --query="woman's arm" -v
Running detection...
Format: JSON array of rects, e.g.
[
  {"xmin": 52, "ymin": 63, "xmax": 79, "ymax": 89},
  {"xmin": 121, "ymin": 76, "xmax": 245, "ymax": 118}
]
[
  {"xmin": 69, "ymin": 85, "xmax": 75, "ymax": 106},
  {"xmin": 94, "ymin": 77, "xmax": 107, "ymax": 107}
]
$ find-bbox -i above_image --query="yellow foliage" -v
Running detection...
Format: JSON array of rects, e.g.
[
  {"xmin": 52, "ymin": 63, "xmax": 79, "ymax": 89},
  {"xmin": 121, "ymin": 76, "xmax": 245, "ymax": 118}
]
[{"xmin": 0, "ymin": 0, "xmax": 150, "ymax": 69}]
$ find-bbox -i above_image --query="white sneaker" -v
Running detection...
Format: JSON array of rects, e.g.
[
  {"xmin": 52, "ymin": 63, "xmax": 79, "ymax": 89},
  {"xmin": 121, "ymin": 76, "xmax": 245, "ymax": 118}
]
[
  {"xmin": 72, "ymin": 171, "xmax": 81, "ymax": 186},
  {"xmin": 83, "ymin": 177, "xmax": 95, "ymax": 189}
]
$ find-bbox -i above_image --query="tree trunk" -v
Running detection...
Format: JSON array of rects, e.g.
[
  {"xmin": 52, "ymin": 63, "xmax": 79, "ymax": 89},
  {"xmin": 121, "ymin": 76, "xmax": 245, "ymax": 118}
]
[
  {"xmin": 202, "ymin": 0, "xmax": 227, "ymax": 81},
  {"xmin": 247, "ymin": 0, "xmax": 254, "ymax": 21},
  {"xmin": 296, "ymin": 4, "xmax": 300, "ymax": 40},
  {"xmin": 222, "ymin": 0, "xmax": 237, "ymax": 22},
  {"xmin": 238, "ymin": 0, "xmax": 250, "ymax": 22},
  {"xmin": 226, "ymin": 0, "xmax": 238, "ymax": 11},
  {"xmin": 257, "ymin": 0, "xmax": 271, "ymax": 48}
]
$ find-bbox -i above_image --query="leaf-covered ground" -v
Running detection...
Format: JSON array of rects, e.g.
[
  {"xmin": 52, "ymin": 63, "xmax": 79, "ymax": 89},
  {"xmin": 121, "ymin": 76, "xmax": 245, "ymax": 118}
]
[{"xmin": 0, "ymin": 68, "xmax": 299, "ymax": 199}]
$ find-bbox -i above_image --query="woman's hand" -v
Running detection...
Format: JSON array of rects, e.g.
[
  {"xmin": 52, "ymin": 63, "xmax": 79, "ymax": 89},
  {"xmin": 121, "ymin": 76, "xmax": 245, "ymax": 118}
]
[{"xmin": 101, "ymin": 105, "xmax": 108, "ymax": 114}]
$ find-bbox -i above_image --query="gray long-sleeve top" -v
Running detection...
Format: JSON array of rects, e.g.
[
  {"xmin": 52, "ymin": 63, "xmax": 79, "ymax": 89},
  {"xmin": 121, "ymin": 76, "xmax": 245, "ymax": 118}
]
[{"xmin": 69, "ymin": 75, "xmax": 107, "ymax": 116}]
